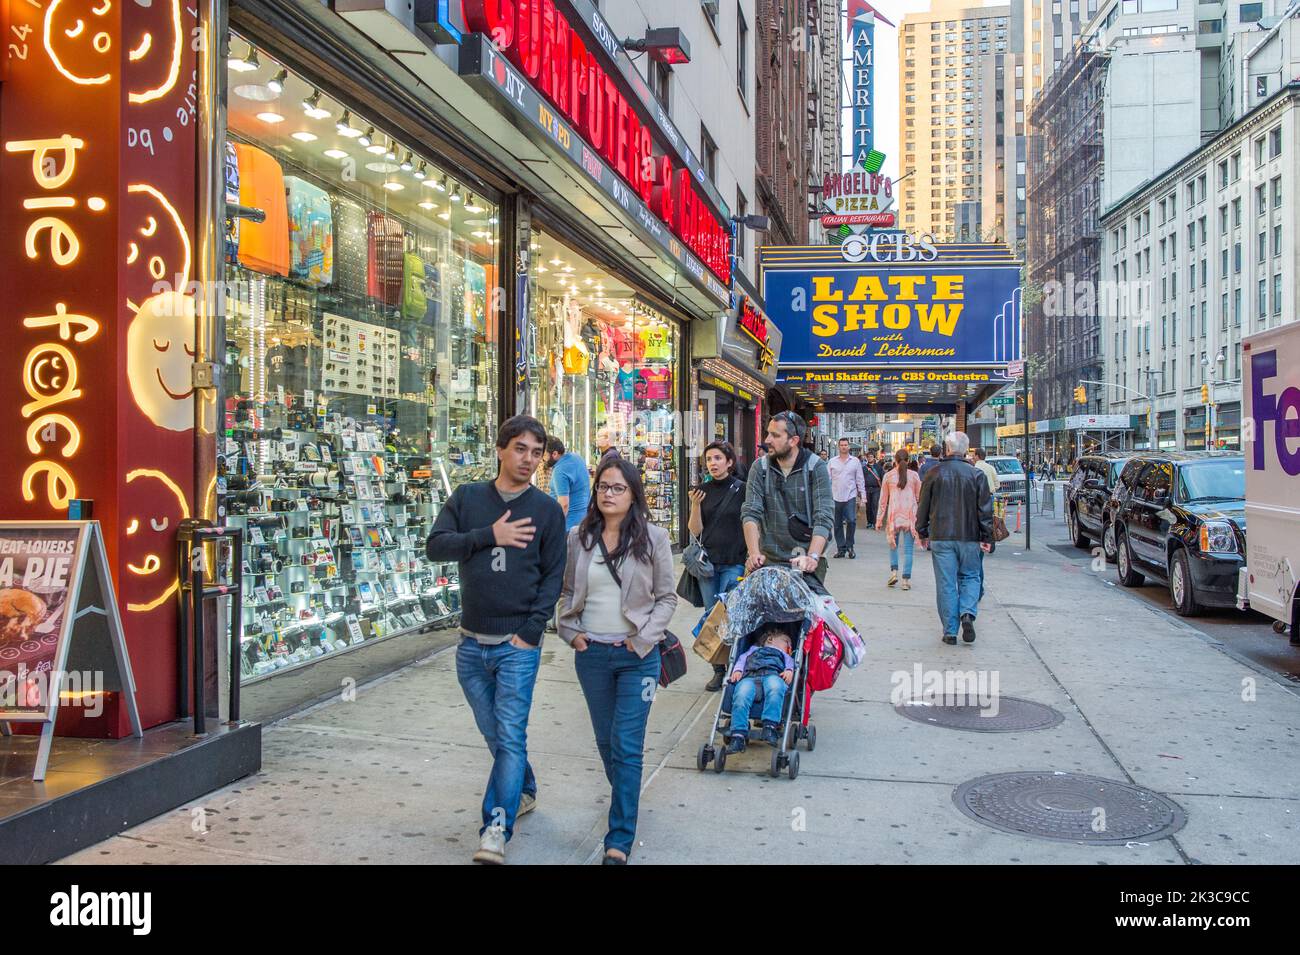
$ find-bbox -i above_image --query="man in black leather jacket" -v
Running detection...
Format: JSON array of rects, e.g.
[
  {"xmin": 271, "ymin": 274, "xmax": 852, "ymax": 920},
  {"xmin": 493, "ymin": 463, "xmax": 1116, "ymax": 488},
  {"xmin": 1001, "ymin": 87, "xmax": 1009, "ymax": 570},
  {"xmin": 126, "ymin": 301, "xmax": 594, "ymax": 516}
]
[{"xmin": 916, "ymin": 431, "xmax": 993, "ymax": 645}]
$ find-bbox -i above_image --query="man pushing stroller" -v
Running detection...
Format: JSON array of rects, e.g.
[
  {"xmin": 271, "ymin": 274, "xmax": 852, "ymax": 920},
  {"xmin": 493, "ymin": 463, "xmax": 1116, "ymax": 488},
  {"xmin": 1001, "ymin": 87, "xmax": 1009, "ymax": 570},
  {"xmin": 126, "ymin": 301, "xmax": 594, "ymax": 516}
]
[{"xmin": 726, "ymin": 627, "xmax": 795, "ymax": 753}]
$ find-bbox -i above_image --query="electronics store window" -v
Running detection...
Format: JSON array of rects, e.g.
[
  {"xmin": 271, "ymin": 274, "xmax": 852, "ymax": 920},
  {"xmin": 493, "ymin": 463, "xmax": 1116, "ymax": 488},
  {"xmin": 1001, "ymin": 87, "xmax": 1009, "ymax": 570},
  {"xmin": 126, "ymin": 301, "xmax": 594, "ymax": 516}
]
[
  {"xmin": 222, "ymin": 37, "xmax": 499, "ymax": 680},
  {"xmin": 525, "ymin": 230, "xmax": 681, "ymax": 542}
]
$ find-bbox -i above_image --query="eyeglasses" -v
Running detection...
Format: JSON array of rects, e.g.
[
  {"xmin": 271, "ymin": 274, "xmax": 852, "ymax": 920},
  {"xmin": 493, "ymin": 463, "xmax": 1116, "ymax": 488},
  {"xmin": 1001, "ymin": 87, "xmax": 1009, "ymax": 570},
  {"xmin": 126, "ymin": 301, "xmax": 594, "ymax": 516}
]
[{"xmin": 595, "ymin": 483, "xmax": 629, "ymax": 496}]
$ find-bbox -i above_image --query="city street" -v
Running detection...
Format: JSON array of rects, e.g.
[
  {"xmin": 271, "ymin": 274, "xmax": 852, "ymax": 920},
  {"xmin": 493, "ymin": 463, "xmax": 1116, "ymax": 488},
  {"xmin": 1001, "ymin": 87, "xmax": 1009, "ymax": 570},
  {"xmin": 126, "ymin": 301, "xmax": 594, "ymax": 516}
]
[{"xmin": 64, "ymin": 504, "xmax": 1300, "ymax": 865}]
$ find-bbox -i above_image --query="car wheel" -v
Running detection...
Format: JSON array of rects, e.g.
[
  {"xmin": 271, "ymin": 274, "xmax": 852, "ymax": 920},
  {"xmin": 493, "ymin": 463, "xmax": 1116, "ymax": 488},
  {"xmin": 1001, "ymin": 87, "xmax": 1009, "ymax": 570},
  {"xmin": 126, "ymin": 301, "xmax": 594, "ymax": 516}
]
[
  {"xmin": 1170, "ymin": 548, "xmax": 1203, "ymax": 617},
  {"xmin": 1069, "ymin": 507, "xmax": 1089, "ymax": 549},
  {"xmin": 1102, "ymin": 521, "xmax": 1118, "ymax": 564},
  {"xmin": 1116, "ymin": 529, "xmax": 1145, "ymax": 587}
]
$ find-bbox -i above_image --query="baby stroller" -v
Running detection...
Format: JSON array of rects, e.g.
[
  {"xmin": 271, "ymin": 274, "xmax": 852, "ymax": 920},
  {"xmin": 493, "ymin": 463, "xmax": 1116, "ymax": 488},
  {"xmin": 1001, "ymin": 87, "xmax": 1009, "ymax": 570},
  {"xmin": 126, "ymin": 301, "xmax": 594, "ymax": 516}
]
[{"xmin": 695, "ymin": 567, "xmax": 825, "ymax": 780}]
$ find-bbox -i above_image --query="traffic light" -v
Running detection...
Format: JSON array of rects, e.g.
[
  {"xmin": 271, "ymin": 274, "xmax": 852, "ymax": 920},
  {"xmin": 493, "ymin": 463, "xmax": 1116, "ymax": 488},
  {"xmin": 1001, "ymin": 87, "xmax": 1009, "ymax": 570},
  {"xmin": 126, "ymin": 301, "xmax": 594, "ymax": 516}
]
[
  {"xmin": 1073, "ymin": 385, "xmax": 1087, "ymax": 404},
  {"xmin": 1201, "ymin": 383, "xmax": 1209, "ymax": 403}
]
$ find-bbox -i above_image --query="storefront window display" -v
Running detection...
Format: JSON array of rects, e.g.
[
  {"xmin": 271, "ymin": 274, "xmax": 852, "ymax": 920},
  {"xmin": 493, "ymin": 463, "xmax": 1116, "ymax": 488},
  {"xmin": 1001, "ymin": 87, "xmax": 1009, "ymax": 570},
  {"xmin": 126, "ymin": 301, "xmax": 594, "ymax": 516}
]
[
  {"xmin": 220, "ymin": 37, "xmax": 499, "ymax": 681},
  {"xmin": 524, "ymin": 230, "xmax": 682, "ymax": 541}
]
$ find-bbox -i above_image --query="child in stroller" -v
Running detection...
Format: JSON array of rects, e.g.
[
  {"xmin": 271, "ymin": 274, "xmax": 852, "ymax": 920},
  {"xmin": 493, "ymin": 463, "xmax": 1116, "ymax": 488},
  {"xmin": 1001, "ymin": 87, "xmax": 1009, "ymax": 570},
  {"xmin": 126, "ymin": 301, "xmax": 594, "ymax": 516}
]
[{"xmin": 726, "ymin": 626, "xmax": 795, "ymax": 752}]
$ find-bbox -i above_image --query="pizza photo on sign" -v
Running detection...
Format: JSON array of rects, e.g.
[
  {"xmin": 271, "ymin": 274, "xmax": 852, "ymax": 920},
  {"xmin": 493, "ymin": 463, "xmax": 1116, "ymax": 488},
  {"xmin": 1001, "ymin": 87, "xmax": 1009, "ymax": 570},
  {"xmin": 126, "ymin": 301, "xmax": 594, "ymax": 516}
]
[{"xmin": 0, "ymin": 528, "xmax": 80, "ymax": 712}]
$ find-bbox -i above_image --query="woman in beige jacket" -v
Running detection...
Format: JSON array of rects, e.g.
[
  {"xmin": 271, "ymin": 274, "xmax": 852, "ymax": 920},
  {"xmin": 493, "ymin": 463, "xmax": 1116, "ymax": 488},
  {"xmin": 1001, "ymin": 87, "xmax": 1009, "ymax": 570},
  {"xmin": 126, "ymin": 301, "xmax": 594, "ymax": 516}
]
[{"xmin": 558, "ymin": 457, "xmax": 677, "ymax": 864}]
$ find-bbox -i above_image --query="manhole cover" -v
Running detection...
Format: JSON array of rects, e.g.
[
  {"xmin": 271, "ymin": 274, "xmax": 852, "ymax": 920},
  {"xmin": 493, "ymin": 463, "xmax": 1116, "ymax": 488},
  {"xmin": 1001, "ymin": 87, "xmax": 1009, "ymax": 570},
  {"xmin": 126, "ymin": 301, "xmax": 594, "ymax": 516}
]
[
  {"xmin": 954, "ymin": 772, "xmax": 1187, "ymax": 844},
  {"xmin": 895, "ymin": 696, "xmax": 1064, "ymax": 733}
]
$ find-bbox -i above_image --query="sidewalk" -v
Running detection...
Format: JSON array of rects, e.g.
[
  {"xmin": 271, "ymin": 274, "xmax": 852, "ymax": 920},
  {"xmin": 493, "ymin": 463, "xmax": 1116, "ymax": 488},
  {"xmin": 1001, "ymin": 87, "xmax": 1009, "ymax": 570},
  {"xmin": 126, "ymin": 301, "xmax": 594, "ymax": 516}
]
[{"xmin": 63, "ymin": 519, "xmax": 1300, "ymax": 864}]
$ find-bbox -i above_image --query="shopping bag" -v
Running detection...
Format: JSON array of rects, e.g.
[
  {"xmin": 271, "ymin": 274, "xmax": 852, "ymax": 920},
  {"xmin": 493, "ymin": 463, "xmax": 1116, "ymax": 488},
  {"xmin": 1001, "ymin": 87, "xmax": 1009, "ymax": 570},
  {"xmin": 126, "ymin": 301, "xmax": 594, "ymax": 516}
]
[
  {"xmin": 815, "ymin": 594, "xmax": 866, "ymax": 669},
  {"xmin": 691, "ymin": 601, "xmax": 731, "ymax": 666}
]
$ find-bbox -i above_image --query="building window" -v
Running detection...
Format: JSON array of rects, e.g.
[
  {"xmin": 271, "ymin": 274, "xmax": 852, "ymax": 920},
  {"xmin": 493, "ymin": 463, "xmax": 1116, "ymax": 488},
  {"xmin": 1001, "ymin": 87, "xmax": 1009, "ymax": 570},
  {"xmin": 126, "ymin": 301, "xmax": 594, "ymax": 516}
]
[
  {"xmin": 701, "ymin": 124, "xmax": 718, "ymax": 182},
  {"xmin": 1269, "ymin": 126, "xmax": 1282, "ymax": 158},
  {"xmin": 648, "ymin": 60, "xmax": 671, "ymax": 111},
  {"xmin": 1258, "ymin": 278, "xmax": 1268, "ymax": 318},
  {"xmin": 1271, "ymin": 176, "xmax": 1281, "ymax": 209},
  {"xmin": 1274, "ymin": 274, "xmax": 1283, "ymax": 315},
  {"xmin": 1240, "ymin": 2, "xmax": 1263, "ymax": 22},
  {"xmin": 736, "ymin": 5, "xmax": 748, "ymax": 97}
]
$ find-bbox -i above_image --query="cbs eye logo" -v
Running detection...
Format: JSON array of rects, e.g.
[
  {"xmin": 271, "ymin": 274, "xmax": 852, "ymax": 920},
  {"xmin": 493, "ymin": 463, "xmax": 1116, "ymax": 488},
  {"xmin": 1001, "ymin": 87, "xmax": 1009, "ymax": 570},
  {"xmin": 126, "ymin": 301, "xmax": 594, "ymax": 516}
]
[{"xmin": 840, "ymin": 235, "xmax": 870, "ymax": 262}]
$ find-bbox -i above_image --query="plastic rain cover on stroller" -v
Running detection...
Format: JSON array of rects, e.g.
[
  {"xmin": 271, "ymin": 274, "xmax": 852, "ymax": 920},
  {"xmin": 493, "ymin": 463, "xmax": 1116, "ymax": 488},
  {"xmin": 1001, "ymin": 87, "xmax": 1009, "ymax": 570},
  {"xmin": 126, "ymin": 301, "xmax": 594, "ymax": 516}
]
[{"xmin": 721, "ymin": 566, "xmax": 822, "ymax": 645}]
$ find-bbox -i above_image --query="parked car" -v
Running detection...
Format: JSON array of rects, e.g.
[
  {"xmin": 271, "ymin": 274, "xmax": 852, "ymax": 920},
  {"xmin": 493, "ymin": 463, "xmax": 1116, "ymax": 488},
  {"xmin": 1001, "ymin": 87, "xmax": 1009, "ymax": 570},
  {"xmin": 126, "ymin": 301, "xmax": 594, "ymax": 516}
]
[
  {"xmin": 1237, "ymin": 324, "xmax": 1300, "ymax": 644},
  {"xmin": 1066, "ymin": 452, "xmax": 1132, "ymax": 553},
  {"xmin": 986, "ymin": 455, "xmax": 1026, "ymax": 501},
  {"xmin": 1111, "ymin": 452, "xmax": 1246, "ymax": 616}
]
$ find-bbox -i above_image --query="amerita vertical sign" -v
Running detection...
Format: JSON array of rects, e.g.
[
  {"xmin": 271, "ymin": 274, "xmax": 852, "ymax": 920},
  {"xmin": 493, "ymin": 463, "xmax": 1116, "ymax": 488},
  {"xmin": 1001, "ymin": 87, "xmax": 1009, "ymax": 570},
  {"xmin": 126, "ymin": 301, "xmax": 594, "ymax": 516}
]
[{"xmin": 849, "ymin": 1, "xmax": 895, "ymax": 165}]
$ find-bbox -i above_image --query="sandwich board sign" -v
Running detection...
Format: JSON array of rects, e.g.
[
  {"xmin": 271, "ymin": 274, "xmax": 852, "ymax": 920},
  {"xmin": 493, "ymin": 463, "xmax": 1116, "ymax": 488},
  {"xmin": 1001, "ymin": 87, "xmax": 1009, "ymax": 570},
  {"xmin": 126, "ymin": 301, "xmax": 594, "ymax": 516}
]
[{"xmin": 0, "ymin": 521, "xmax": 142, "ymax": 780}]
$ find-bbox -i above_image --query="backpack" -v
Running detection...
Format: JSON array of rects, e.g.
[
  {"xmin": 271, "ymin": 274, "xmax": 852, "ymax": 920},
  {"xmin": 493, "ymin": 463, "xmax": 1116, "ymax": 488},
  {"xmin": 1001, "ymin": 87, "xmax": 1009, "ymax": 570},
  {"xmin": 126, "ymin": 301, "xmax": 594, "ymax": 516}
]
[{"xmin": 804, "ymin": 619, "xmax": 843, "ymax": 693}]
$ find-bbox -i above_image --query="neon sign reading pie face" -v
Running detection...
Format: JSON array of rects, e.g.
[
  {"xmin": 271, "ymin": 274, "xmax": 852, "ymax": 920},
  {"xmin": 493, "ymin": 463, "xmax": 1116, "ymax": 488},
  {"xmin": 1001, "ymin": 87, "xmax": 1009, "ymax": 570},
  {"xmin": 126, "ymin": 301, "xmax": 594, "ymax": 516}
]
[
  {"xmin": 5, "ymin": 135, "xmax": 107, "ymax": 510},
  {"xmin": 463, "ymin": 0, "xmax": 731, "ymax": 284}
]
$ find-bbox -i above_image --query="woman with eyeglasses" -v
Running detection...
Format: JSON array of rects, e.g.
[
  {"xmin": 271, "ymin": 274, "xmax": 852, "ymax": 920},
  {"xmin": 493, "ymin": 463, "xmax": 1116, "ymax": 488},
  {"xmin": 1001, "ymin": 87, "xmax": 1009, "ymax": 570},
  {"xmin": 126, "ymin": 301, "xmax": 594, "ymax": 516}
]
[{"xmin": 557, "ymin": 457, "xmax": 677, "ymax": 864}]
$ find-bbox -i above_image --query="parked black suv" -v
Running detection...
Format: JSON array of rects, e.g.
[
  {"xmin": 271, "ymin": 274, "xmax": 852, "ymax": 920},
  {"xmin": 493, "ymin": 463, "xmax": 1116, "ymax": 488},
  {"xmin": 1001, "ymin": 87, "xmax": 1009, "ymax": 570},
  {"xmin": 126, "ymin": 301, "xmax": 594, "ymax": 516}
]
[
  {"xmin": 1065, "ymin": 453, "xmax": 1131, "ymax": 555},
  {"xmin": 1110, "ymin": 452, "xmax": 1247, "ymax": 616}
]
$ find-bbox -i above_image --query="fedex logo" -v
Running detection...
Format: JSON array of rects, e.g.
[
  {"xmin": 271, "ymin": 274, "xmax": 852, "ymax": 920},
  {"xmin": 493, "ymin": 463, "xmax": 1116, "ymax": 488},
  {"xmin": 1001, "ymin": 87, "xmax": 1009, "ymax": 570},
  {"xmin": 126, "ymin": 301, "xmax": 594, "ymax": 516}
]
[{"xmin": 1250, "ymin": 348, "xmax": 1300, "ymax": 475}]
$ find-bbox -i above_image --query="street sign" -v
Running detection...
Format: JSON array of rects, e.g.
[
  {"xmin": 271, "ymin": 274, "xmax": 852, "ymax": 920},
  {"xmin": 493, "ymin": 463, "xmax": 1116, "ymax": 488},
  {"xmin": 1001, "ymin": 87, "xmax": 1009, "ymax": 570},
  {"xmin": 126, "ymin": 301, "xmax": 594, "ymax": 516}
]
[
  {"xmin": 989, "ymin": 396, "xmax": 1014, "ymax": 406},
  {"xmin": 1006, "ymin": 360, "xmax": 1025, "ymax": 378}
]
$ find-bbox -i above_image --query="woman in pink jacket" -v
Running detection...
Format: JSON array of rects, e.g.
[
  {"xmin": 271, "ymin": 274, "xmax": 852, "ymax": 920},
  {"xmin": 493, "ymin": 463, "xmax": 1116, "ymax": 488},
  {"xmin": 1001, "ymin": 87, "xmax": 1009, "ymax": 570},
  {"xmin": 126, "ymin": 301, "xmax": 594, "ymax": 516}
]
[{"xmin": 876, "ymin": 448, "xmax": 923, "ymax": 590}]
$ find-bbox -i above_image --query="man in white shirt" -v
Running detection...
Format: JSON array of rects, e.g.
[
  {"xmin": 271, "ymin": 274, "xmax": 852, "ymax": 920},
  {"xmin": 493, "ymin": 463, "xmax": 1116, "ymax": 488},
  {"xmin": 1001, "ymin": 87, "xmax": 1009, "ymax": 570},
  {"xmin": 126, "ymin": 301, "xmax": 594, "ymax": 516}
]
[
  {"xmin": 828, "ymin": 438, "xmax": 867, "ymax": 559},
  {"xmin": 970, "ymin": 446, "xmax": 1000, "ymax": 496}
]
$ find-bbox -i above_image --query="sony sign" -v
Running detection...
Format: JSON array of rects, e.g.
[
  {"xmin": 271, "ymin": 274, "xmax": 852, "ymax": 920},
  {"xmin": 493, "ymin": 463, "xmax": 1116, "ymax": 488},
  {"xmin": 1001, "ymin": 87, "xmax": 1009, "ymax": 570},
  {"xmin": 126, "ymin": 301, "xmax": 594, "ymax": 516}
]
[{"xmin": 841, "ymin": 232, "xmax": 939, "ymax": 264}]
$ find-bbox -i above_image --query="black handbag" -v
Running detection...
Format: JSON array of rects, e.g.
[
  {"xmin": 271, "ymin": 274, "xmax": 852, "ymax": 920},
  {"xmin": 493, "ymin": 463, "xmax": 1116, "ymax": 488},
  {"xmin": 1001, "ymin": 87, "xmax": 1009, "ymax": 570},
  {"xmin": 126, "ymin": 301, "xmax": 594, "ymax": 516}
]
[
  {"xmin": 676, "ymin": 567, "xmax": 704, "ymax": 608},
  {"xmin": 598, "ymin": 536, "xmax": 687, "ymax": 686}
]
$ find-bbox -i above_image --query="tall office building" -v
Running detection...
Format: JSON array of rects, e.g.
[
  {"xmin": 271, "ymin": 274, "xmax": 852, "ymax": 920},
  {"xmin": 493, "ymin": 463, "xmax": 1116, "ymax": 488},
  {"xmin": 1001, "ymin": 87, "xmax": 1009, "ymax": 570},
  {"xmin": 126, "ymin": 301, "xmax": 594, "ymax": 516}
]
[
  {"xmin": 898, "ymin": 0, "xmax": 1027, "ymax": 245},
  {"xmin": 1023, "ymin": 0, "xmax": 1096, "ymax": 106},
  {"xmin": 757, "ymin": 0, "xmax": 814, "ymax": 243},
  {"xmin": 810, "ymin": 0, "xmax": 844, "ymax": 244}
]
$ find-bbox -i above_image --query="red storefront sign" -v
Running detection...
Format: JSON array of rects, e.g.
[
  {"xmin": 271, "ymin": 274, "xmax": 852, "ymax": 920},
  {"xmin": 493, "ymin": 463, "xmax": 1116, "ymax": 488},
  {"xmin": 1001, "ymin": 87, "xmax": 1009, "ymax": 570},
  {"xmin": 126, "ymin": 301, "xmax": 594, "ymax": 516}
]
[
  {"xmin": 738, "ymin": 299, "xmax": 768, "ymax": 345},
  {"xmin": 463, "ymin": 0, "xmax": 731, "ymax": 285},
  {"xmin": 1, "ymin": 0, "xmax": 198, "ymax": 734}
]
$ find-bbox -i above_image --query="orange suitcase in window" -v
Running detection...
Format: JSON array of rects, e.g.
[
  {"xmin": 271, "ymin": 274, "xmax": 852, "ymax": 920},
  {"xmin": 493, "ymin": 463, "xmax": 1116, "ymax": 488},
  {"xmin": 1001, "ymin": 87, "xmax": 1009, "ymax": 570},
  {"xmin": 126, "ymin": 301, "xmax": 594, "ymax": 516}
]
[{"xmin": 234, "ymin": 142, "xmax": 290, "ymax": 277}]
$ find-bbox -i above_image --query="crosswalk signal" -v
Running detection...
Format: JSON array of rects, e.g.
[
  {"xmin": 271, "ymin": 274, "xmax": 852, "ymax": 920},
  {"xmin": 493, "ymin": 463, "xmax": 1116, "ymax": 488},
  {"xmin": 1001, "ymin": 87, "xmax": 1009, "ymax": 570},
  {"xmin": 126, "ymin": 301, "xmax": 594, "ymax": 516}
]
[
  {"xmin": 1200, "ymin": 383, "xmax": 1209, "ymax": 403},
  {"xmin": 1073, "ymin": 385, "xmax": 1087, "ymax": 404}
]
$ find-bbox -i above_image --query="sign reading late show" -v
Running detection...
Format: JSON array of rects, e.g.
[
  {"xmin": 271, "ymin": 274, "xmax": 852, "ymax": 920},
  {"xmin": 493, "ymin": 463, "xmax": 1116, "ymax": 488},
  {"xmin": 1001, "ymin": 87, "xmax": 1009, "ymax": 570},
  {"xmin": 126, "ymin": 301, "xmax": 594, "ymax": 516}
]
[{"xmin": 763, "ymin": 262, "xmax": 1022, "ymax": 368}]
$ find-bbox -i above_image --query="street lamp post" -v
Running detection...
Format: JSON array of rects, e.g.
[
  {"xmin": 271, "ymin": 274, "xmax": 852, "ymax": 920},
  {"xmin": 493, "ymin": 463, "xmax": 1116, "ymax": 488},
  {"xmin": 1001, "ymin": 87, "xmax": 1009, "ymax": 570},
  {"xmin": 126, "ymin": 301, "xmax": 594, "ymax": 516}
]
[{"xmin": 1201, "ymin": 351, "xmax": 1225, "ymax": 448}]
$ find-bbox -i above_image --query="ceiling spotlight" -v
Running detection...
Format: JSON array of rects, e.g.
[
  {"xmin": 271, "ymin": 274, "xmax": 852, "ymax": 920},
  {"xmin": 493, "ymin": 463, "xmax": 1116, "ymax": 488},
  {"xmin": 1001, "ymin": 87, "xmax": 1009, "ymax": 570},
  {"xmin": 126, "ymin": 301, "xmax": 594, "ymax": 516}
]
[
  {"xmin": 336, "ymin": 110, "xmax": 361, "ymax": 136},
  {"xmin": 358, "ymin": 125, "xmax": 374, "ymax": 148},
  {"xmin": 400, "ymin": 151, "xmax": 414, "ymax": 172},
  {"xmin": 324, "ymin": 148, "xmax": 349, "ymax": 159},
  {"xmin": 465, "ymin": 193, "xmax": 483, "ymax": 213},
  {"xmin": 384, "ymin": 140, "xmax": 397, "ymax": 161},
  {"xmin": 291, "ymin": 131, "xmax": 318, "ymax": 142},
  {"xmin": 366, "ymin": 139, "xmax": 386, "ymax": 156},
  {"xmin": 383, "ymin": 180, "xmax": 404, "ymax": 192},
  {"xmin": 549, "ymin": 257, "xmax": 563, "ymax": 266},
  {"xmin": 536, "ymin": 265, "xmax": 549, "ymax": 273},
  {"xmin": 414, "ymin": 162, "xmax": 428, "ymax": 180},
  {"xmin": 433, "ymin": 175, "xmax": 448, "ymax": 192},
  {"xmin": 419, "ymin": 200, "xmax": 435, "ymax": 210},
  {"xmin": 228, "ymin": 43, "xmax": 259, "ymax": 72},
  {"xmin": 437, "ymin": 209, "xmax": 451, "ymax": 221},
  {"xmin": 256, "ymin": 110, "xmax": 285, "ymax": 124},
  {"xmin": 449, "ymin": 184, "xmax": 462, "ymax": 203},
  {"xmin": 266, "ymin": 68, "xmax": 288, "ymax": 94},
  {"xmin": 302, "ymin": 90, "xmax": 331, "ymax": 119}
]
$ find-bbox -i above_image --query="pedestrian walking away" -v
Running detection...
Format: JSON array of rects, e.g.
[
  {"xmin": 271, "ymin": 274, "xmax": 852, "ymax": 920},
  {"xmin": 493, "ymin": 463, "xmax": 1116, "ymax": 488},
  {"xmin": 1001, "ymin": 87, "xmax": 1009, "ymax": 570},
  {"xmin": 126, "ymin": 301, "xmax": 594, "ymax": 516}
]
[
  {"xmin": 877, "ymin": 448, "xmax": 923, "ymax": 590},
  {"xmin": 687, "ymin": 440, "xmax": 747, "ymax": 692},
  {"xmin": 915, "ymin": 431, "xmax": 993, "ymax": 645},
  {"xmin": 829, "ymin": 438, "xmax": 866, "ymax": 558},
  {"xmin": 741, "ymin": 411, "xmax": 835, "ymax": 588},
  {"xmin": 918, "ymin": 443, "xmax": 943, "ymax": 480},
  {"xmin": 544, "ymin": 437, "xmax": 590, "ymax": 533},
  {"xmin": 425, "ymin": 414, "xmax": 567, "ymax": 865},
  {"xmin": 861, "ymin": 450, "xmax": 882, "ymax": 533},
  {"xmin": 558, "ymin": 457, "xmax": 678, "ymax": 864},
  {"xmin": 968, "ymin": 446, "xmax": 1000, "ymax": 602}
]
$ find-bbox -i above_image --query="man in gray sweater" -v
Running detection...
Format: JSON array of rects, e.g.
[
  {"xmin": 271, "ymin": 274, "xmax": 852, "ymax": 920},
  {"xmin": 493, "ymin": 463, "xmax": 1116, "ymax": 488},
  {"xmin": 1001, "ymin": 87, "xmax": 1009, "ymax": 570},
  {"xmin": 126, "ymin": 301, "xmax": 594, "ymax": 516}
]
[{"xmin": 741, "ymin": 411, "xmax": 835, "ymax": 588}]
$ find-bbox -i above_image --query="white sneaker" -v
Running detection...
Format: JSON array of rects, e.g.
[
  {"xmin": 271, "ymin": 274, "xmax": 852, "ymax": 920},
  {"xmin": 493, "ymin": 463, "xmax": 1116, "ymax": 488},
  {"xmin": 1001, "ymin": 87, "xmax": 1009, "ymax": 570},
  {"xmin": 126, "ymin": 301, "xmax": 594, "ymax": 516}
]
[
  {"xmin": 517, "ymin": 792, "xmax": 536, "ymax": 818},
  {"xmin": 887, "ymin": 571, "xmax": 898, "ymax": 586},
  {"xmin": 901, "ymin": 579, "xmax": 911, "ymax": 591},
  {"xmin": 472, "ymin": 824, "xmax": 506, "ymax": 865}
]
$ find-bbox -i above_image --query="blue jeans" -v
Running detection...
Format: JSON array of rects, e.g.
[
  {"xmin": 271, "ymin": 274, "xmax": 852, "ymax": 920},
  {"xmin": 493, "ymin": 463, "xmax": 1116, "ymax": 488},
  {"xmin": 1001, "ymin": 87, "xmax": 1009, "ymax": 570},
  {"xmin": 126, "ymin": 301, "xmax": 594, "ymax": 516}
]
[
  {"xmin": 574, "ymin": 641, "xmax": 662, "ymax": 856},
  {"xmin": 929, "ymin": 539, "xmax": 984, "ymax": 636},
  {"xmin": 696, "ymin": 563, "xmax": 744, "ymax": 633},
  {"xmin": 833, "ymin": 499, "xmax": 858, "ymax": 552},
  {"xmin": 731, "ymin": 674, "xmax": 788, "ymax": 734},
  {"xmin": 890, "ymin": 534, "xmax": 915, "ymax": 578},
  {"xmin": 456, "ymin": 638, "xmax": 541, "ymax": 840}
]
